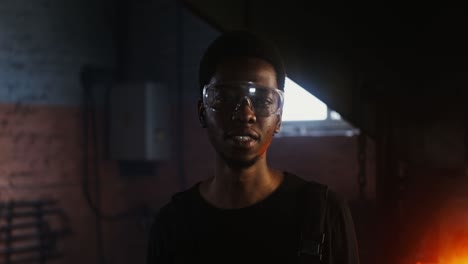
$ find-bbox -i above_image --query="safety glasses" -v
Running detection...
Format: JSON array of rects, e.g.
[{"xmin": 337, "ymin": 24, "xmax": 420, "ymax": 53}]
[{"xmin": 202, "ymin": 82, "xmax": 284, "ymax": 117}]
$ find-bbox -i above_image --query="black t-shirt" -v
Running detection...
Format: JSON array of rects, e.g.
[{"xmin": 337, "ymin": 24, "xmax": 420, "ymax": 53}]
[{"xmin": 147, "ymin": 172, "xmax": 359, "ymax": 264}]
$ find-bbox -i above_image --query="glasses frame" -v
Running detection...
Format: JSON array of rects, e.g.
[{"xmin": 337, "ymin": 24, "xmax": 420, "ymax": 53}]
[{"xmin": 202, "ymin": 82, "xmax": 284, "ymax": 117}]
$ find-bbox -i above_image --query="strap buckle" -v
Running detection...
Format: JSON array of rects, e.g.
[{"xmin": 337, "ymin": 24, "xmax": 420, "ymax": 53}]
[{"xmin": 298, "ymin": 233, "xmax": 325, "ymax": 261}]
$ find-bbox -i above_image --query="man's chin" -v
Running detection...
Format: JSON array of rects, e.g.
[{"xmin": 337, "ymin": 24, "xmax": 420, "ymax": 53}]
[{"xmin": 219, "ymin": 153, "xmax": 259, "ymax": 171}]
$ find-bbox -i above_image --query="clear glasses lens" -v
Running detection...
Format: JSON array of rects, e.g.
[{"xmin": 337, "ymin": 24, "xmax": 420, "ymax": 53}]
[{"xmin": 203, "ymin": 83, "xmax": 283, "ymax": 117}]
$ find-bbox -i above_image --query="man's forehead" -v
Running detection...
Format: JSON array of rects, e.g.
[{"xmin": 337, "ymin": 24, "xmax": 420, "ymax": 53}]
[
  {"xmin": 210, "ymin": 57, "xmax": 278, "ymax": 89},
  {"xmin": 216, "ymin": 57, "xmax": 275, "ymax": 70}
]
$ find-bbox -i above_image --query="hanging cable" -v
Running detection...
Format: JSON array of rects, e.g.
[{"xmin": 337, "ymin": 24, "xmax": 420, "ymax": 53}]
[
  {"xmin": 81, "ymin": 67, "xmax": 140, "ymax": 222},
  {"xmin": 81, "ymin": 74, "xmax": 107, "ymax": 264},
  {"xmin": 80, "ymin": 66, "xmax": 156, "ymax": 264}
]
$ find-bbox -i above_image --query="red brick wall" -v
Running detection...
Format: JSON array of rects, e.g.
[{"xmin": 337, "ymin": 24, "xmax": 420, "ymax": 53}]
[
  {"xmin": 0, "ymin": 104, "xmax": 97, "ymax": 263},
  {"xmin": 0, "ymin": 103, "xmax": 183, "ymax": 264}
]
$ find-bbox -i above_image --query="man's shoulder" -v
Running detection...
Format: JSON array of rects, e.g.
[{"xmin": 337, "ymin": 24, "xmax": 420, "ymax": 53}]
[
  {"xmin": 283, "ymin": 171, "xmax": 310, "ymax": 188},
  {"xmin": 304, "ymin": 182, "xmax": 351, "ymax": 224},
  {"xmin": 155, "ymin": 183, "xmax": 200, "ymax": 219},
  {"xmin": 284, "ymin": 171, "xmax": 327, "ymax": 193},
  {"xmin": 171, "ymin": 184, "xmax": 199, "ymax": 204},
  {"xmin": 287, "ymin": 172, "xmax": 348, "ymax": 217}
]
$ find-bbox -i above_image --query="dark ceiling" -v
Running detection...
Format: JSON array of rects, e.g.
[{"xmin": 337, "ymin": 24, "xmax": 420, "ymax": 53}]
[{"xmin": 183, "ymin": 0, "xmax": 468, "ymax": 136}]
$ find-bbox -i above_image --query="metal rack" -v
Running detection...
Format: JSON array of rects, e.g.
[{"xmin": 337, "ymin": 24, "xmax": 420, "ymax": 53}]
[{"xmin": 0, "ymin": 200, "xmax": 71, "ymax": 264}]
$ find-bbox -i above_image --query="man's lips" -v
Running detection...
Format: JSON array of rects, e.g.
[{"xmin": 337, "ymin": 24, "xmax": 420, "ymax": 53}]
[
  {"xmin": 224, "ymin": 129, "xmax": 260, "ymax": 148},
  {"xmin": 225, "ymin": 129, "xmax": 260, "ymax": 141}
]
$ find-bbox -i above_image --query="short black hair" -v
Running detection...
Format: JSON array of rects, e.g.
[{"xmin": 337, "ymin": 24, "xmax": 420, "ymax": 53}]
[{"xmin": 198, "ymin": 30, "xmax": 286, "ymax": 97}]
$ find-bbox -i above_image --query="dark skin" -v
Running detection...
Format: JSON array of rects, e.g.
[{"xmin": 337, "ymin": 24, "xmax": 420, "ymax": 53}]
[{"xmin": 197, "ymin": 57, "xmax": 284, "ymax": 209}]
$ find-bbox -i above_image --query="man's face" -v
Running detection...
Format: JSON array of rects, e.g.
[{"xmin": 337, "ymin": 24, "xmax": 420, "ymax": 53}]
[{"xmin": 198, "ymin": 57, "xmax": 282, "ymax": 170}]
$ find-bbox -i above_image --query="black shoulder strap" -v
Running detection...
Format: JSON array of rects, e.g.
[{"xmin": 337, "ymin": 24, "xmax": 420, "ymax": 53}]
[{"xmin": 298, "ymin": 182, "xmax": 329, "ymax": 262}]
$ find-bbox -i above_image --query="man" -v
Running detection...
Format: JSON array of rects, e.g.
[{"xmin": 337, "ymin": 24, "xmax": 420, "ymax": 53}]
[{"xmin": 147, "ymin": 30, "xmax": 360, "ymax": 264}]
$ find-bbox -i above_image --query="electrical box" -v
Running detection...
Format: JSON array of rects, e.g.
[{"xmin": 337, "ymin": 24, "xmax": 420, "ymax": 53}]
[{"xmin": 109, "ymin": 82, "xmax": 171, "ymax": 161}]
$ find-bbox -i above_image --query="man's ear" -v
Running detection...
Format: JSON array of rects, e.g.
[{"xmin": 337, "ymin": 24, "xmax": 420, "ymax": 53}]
[
  {"xmin": 274, "ymin": 113, "xmax": 282, "ymax": 134},
  {"xmin": 198, "ymin": 100, "xmax": 207, "ymax": 128}
]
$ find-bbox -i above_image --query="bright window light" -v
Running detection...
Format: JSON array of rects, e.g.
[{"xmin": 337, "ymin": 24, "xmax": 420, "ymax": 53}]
[
  {"xmin": 282, "ymin": 78, "xmax": 328, "ymax": 121},
  {"xmin": 330, "ymin": 110, "xmax": 342, "ymax": 120}
]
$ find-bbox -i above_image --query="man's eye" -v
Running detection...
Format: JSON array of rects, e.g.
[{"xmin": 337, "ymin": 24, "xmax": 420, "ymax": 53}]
[
  {"xmin": 214, "ymin": 96, "xmax": 225, "ymax": 102},
  {"xmin": 215, "ymin": 95, "xmax": 234, "ymax": 101},
  {"xmin": 253, "ymin": 98, "xmax": 273, "ymax": 106},
  {"xmin": 213, "ymin": 95, "xmax": 237, "ymax": 105}
]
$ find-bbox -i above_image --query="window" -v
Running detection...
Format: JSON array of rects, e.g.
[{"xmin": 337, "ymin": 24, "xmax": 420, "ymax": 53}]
[
  {"xmin": 278, "ymin": 78, "xmax": 359, "ymax": 137},
  {"xmin": 282, "ymin": 78, "xmax": 328, "ymax": 121}
]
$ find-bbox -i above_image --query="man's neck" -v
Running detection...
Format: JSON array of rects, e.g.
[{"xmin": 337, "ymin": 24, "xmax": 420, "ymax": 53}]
[{"xmin": 199, "ymin": 156, "xmax": 284, "ymax": 209}]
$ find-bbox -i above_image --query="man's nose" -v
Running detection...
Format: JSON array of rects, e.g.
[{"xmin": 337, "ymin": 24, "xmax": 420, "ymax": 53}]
[{"xmin": 232, "ymin": 96, "xmax": 257, "ymax": 123}]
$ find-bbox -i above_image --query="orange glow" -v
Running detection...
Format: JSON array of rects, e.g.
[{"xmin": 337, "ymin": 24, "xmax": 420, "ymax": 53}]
[
  {"xmin": 439, "ymin": 231, "xmax": 468, "ymax": 264},
  {"xmin": 441, "ymin": 256, "xmax": 468, "ymax": 264},
  {"xmin": 439, "ymin": 255, "xmax": 468, "ymax": 264}
]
